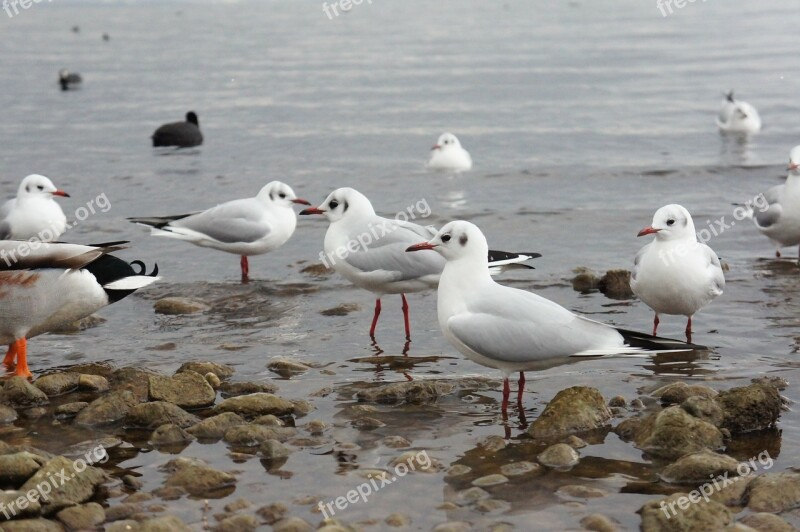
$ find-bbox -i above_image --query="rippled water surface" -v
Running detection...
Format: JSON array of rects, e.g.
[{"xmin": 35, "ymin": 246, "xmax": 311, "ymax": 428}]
[{"xmin": 2, "ymin": 0, "xmax": 800, "ymax": 529}]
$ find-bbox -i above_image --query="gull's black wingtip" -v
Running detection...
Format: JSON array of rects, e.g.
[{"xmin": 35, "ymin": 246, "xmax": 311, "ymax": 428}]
[{"xmin": 617, "ymin": 327, "xmax": 707, "ymax": 352}]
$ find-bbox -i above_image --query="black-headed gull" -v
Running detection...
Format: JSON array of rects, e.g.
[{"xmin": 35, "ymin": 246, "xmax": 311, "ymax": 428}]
[
  {"xmin": 0, "ymin": 175, "xmax": 70, "ymax": 240},
  {"xmin": 128, "ymin": 181, "xmax": 310, "ymax": 283},
  {"xmin": 0, "ymin": 241, "xmax": 159, "ymax": 378},
  {"xmin": 59, "ymin": 69, "xmax": 82, "ymax": 91},
  {"xmin": 745, "ymin": 145, "xmax": 800, "ymax": 259},
  {"xmin": 427, "ymin": 133, "xmax": 472, "ymax": 172},
  {"xmin": 631, "ymin": 205, "xmax": 725, "ymax": 342},
  {"xmin": 151, "ymin": 111, "xmax": 203, "ymax": 148},
  {"xmin": 406, "ymin": 221, "xmax": 694, "ymax": 414},
  {"xmin": 300, "ymin": 189, "xmax": 539, "ymax": 339},
  {"xmin": 716, "ymin": 91, "xmax": 761, "ymax": 135}
]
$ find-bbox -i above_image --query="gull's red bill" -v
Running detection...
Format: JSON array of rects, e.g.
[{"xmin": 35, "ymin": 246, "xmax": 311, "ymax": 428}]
[{"xmin": 405, "ymin": 242, "xmax": 437, "ymax": 252}]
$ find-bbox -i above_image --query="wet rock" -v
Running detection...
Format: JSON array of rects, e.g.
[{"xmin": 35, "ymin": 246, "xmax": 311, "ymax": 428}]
[
  {"xmin": 260, "ymin": 439, "xmax": 291, "ymax": 460},
  {"xmin": 717, "ymin": 383, "xmax": 781, "ymax": 434},
  {"xmin": 739, "ymin": 513, "xmax": 794, "ymax": 532},
  {"xmin": 0, "ymin": 518, "xmax": 63, "ymax": 531},
  {"xmin": 500, "ymin": 461, "xmax": 543, "ymax": 477},
  {"xmin": 1, "ymin": 376, "xmax": 49, "ymax": 407},
  {"xmin": 0, "ymin": 452, "xmax": 44, "ymax": 486},
  {"xmin": 477, "ymin": 435, "xmax": 507, "ymax": 453},
  {"xmin": 126, "ymin": 401, "xmax": 199, "ymax": 429},
  {"xmin": 537, "ymin": 444, "xmax": 580, "ymax": 469},
  {"xmin": 625, "ymin": 405, "xmax": 724, "ymax": 459},
  {"xmin": 598, "ymin": 269, "xmax": 634, "ymax": 299},
  {"xmin": 163, "ymin": 457, "xmax": 236, "ymax": 497},
  {"xmin": 305, "ymin": 420, "xmax": 327, "ymax": 434},
  {"xmin": 51, "ymin": 314, "xmax": 107, "ymax": 333},
  {"xmin": 681, "ymin": 395, "xmax": 724, "ymax": 427},
  {"xmin": 33, "ymin": 373, "xmax": 80, "ymax": 396},
  {"xmin": 55, "ymin": 502, "xmax": 105, "ymax": 530},
  {"xmin": 639, "ymin": 493, "xmax": 732, "ymax": 531},
  {"xmin": 608, "ymin": 396, "xmax": 626, "ymax": 408},
  {"xmin": 653, "ymin": 382, "xmax": 718, "ymax": 404},
  {"xmin": 149, "ymin": 423, "xmax": 196, "ymax": 446},
  {"xmin": 212, "ymin": 393, "xmax": 294, "ymax": 419},
  {"xmin": 219, "ymin": 381, "xmax": 277, "ymax": 397},
  {"xmin": 223, "ymin": 498, "xmax": 251, "ymax": 512},
  {"xmin": 187, "ymin": 412, "xmax": 245, "ymax": 440},
  {"xmin": 528, "ymin": 386, "xmax": 612, "ymax": 439},
  {"xmin": 385, "ymin": 513, "xmax": 412, "ymax": 527},
  {"xmin": 148, "ymin": 370, "xmax": 216, "ymax": 408},
  {"xmin": 104, "ymin": 502, "xmax": 141, "ymax": 522},
  {"xmin": 572, "ymin": 267, "xmax": 600, "ymax": 293},
  {"xmin": 214, "ymin": 514, "xmax": 258, "ymax": 532},
  {"xmin": 751, "ymin": 375, "xmax": 789, "ymax": 390},
  {"xmin": 122, "ymin": 475, "xmax": 143, "ymax": 490},
  {"xmin": 557, "ymin": 485, "xmax": 608, "ymax": 498},
  {"xmin": 710, "ymin": 475, "xmax": 753, "ymax": 506},
  {"xmin": 0, "ymin": 489, "xmax": 42, "ymax": 520},
  {"xmin": 563, "ymin": 435, "xmax": 588, "ymax": 449},
  {"xmin": 151, "ymin": 486, "xmax": 186, "ymax": 500},
  {"xmin": 580, "ymin": 513, "xmax": 618, "ymax": 532},
  {"xmin": 178, "ymin": 361, "xmax": 235, "ymax": 380},
  {"xmin": 22, "ymin": 407, "xmax": 47, "ymax": 420},
  {"xmin": 0, "ymin": 404, "xmax": 18, "ymax": 423},
  {"xmin": 351, "ymin": 416, "xmax": 385, "ymax": 429},
  {"xmin": 472, "ymin": 474, "xmax": 508, "ymax": 487},
  {"xmin": 75, "ymin": 390, "xmax": 139, "ymax": 426},
  {"xmin": 256, "ymin": 502, "xmax": 288, "ymax": 524},
  {"xmin": 78, "ymin": 374, "xmax": 109, "ymax": 393},
  {"xmin": 205, "ymin": 372, "xmax": 222, "ymax": 389},
  {"xmin": 223, "ymin": 425, "xmax": 293, "ymax": 447},
  {"xmin": 21, "ymin": 456, "xmax": 105, "ymax": 514},
  {"xmin": 139, "ymin": 515, "xmax": 192, "ymax": 531},
  {"xmin": 388, "ymin": 451, "xmax": 440, "ymax": 472},
  {"xmin": 446, "ymin": 465, "xmax": 471, "ymax": 478},
  {"xmin": 291, "ymin": 399, "xmax": 313, "ymax": 417},
  {"xmin": 382, "ymin": 436, "xmax": 411, "ymax": 448},
  {"xmin": 154, "ymin": 297, "xmax": 210, "ymax": 315},
  {"xmin": 320, "ymin": 303, "xmax": 361, "ymax": 316},
  {"xmin": 272, "ymin": 517, "xmax": 313, "ymax": 532},
  {"xmin": 54, "ymin": 402, "xmax": 88, "ymax": 420},
  {"xmin": 356, "ymin": 381, "xmax": 455, "ymax": 404},
  {"xmin": 253, "ymin": 414, "xmax": 284, "ymax": 426},
  {"xmin": 267, "ymin": 358, "xmax": 311, "ymax": 377},
  {"xmin": 660, "ymin": 450, "xmax": 739, "ymax": 483},
  {"xmin": 433, "ymin": 522, "xmax": 472, "ymax": 532},
  {"xmin": 111, "ymin": 367, "xmax": 158, "ymax": 401},
  {"xmin": 746, "ymin": 472, "xmax": 800, "ymax": 512},
  {"xmin": 475, "ymin": 498, "xmax": 512, "ymax": 514},
  {"xmin": 300, "ymin": 263, "xmax": 333, "ymax": 277}
]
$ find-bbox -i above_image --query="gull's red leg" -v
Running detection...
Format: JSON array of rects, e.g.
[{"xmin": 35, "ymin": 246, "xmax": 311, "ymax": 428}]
[
  {"xmin": 240, "ymin": 256, "xmax": 250, "ymax": 283},
  {"xmin": 14, "ymin": 338, "xmax": 31, "ymax": 378},
  {"xmin": 776, "ymin": 250, "xmax": 781, "ymax": 258},
  {"xmin": 502, "ymin": 378, "xmax": 510, "ymax": 416},
  {"xmin": 685, "ymin": 316, "xmax": 692, "ymax": 344},
  {"xmin": 517, "ymin": 372, "xmax": 525, "ymax": 406},
  {"xmin": 653, "ymin": 313, "xmax": 660, "ymax": 336},
  {"xmin": 401, "ymin": 294, "xmax": 411, "ymax": 339},
  {"xmin": 369, "ymin": 298, "xmax": 382, "ymax": 337},
  {"xmin": 3, "ymin": 343, "xmax": 17, "ymax": 367}
]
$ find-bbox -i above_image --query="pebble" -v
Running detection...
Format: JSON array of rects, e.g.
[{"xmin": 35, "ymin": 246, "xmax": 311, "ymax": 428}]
[
  {"xmin": 472, "ymin": 474, "xmax": 509, "ymax": 487},
  {"xmin": 78, "ymin": 374, "xmax": 110, "ymax": 392},
  {"xmin": 499, "ymin": 461, "xmax": 542, "ymax": 477},
  {"xmin": 154, "ymin": 296, "xmax": 210, "ymax": 314},
  {"xmin": 178, "ymin": 361, "xmax": 235, "ymax": 379},
  {"xmin": 580, "ymin": 513, "xmax": 617, "ymax": 532},
  {"xmin": 54, "ymin": 402, "xmax": 88, "ymax": 419},
  {"xmin": 537, "ymin": 443, "xmax": 580, "ymax": 469},
  {"xmin": 385, "ymin": 513, "xmax": 412, "ymax": 527},
  {"xmin": 556, "ymin": 484, "xmax": 608, "ymax": 498},
  {"xmin": 267, "ymin": 357, "xmax": 311, "ymax": 377},
  {"xmin": 55, "ymin": 502, "xmax": 105, "ymax": 530}
]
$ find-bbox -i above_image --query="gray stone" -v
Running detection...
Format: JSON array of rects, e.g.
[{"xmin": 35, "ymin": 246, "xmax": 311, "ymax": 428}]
[
  {"xmin": 125, "ymin": 401, "xmax": 199, "ymax": 429},
  {"xmin": 528, "ymin": 386, "xmax": 611, "ymax": 439},
  {"xmin": 148, "ymin": 370, "xmax": 216, "ymax": 408},
  {"xmin": 75, "ymin": 390, "xmax": 138, "ymax": 426}
]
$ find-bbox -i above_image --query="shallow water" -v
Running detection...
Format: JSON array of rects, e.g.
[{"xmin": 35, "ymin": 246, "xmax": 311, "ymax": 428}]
[{"xmin": 2, "ymin": 0, "xmax": 800, "ymax": 529}]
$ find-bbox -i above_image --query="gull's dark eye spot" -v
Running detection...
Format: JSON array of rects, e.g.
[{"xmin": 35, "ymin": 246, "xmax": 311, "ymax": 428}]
[
  {"xmin": 666, "ymin": 219, "xmax": 675, "ymax": 226},
  {"xmin": 279, "ymin": 193, "xmax": 286, "ymax": 199},
  {"xmin": 329, "ymin": 200, "xmax": 339, "ymax": 209},
  {"xmin": 37, "ymin": 185, "xmax": 44, "ymax": 191},
  {"xmin": 459, "ymin": 234, "xmax": 468, "ymax": 246},
  {"xmin": 343, "ymin": 201, "xmax": 349, "ymax": 213},
  {"xmin": 25, "ymin": 186, "xmax": 30, "ymax": 192},
  {"xmin": 441, "ymin": 234, "xmax": 451, "ymax": 243}
]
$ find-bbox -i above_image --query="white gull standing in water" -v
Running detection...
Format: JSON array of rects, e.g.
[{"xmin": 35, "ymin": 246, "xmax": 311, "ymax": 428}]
[{"xmin": 427, "ymin": 133, "xmax": 472, "ymax": 172}]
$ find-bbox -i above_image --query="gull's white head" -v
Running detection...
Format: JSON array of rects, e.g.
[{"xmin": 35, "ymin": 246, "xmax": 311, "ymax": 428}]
[
  {"xmin": 17, "ymin": 174, "xmax": 69, "ymax": 199},
  {"xmin": 787, "ymin": 145, "xmax": 800, "ymax": 174},
  {"xmin": 299, "ymin": 187, "xmax": 376, "ymax": 223},
  {"xmin": 432, "ymin": 133, "xmax": 462, "ymax": 151},
  {"xmin": 638, "ymin": 204, "xmax": 696, "ymax": 242},
  {"xmin": 407, "ymin": 220, "xmax": 488, "ymax": 262},
  {"xmin": 256, "ymin": 181, "xmax": 310, "ymax": 208}
]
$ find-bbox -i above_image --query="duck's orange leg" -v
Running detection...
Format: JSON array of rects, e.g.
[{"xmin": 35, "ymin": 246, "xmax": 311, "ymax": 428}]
[
  {"xmin": 13, "ymin": 338, "xmax": 30, "ymax": 378},
  {"xmin": 3, "ymin": 342, "xmax": 17, "ymax": 367}
]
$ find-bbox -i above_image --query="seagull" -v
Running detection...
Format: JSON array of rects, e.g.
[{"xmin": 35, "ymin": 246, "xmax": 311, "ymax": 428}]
[
  {"xmin": 630, "ymin": 205, "xmax": 724, "ymax": 342},
  {"xmin": 0, "ymin": 241, "xmax": 159, "ymax": 378},
  {"xmin": 300, "ymin": 188, "xmax": 540, "ymax": 339},
  {"xmin": 744, "ymin": 145, "xmax": 800, "ymax": 259},
  {"xmin": 128, "ymin": 181, "xmax": 310, "ymax": 283},
  {"xmin": 59, "ymin": 69, "xmax": 82, "ymax": 91},
  {"xmin": 427, "ymin": 133, "xmax": 472, "ymax": 172},
  {"xmin": 406, "ymin": 220, "xmax": 695, "ymax": 415},
  {"xmin": 0, "ymin": 175, "xmax": 70, "ymax": 241},
  {"xmin": 151, "ymin": 111, "xmax": 203, "ymax": 148},
  {"xmin": 716, "ymin": 91, "xmax": 761, "ymax": 135}
]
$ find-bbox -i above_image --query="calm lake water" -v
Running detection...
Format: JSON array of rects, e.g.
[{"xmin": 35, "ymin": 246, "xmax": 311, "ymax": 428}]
[{"xmin": 2, "ymin": 0, "xmax": 800, "ymax": 529}]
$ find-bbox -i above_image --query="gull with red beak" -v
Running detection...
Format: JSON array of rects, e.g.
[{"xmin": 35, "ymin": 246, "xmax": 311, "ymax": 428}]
[
  {"xmin": 427, "ymin": 132, "xmax": 472, "ymax": 172},
  {"xmin": 743, "ymin": 145, "xmax": 800, "ymax": 259},
  {"xmin": 406, "ymin": 220, "xmax": 697, "ymax": 416},
  {"xmin": 129, "ymin": 181, "xmax": 310, "ymax": 283},
  {"xmin": 300, "ymin": 188, "xmax": 538, "ymax": 339},
  {"xmin": 631, "ymin": 204, "xmax": 724, "ymax": 342},
  {"xmin": 0, "ymin": 174, "xmax": 70, "ymax": 241}
]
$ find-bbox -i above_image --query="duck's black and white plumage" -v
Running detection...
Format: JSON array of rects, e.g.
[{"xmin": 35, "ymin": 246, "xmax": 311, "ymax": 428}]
[
  {"xmin": 151, "ymin": 112, "xmax": 203, "ymax": 148},
  {"xmin": 0, "ymin": 241, "xmax": 159, "ymax": 377},
  {"xmin": 59, "ymin": 69, "xmax": 82, "ymax": 91}
]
